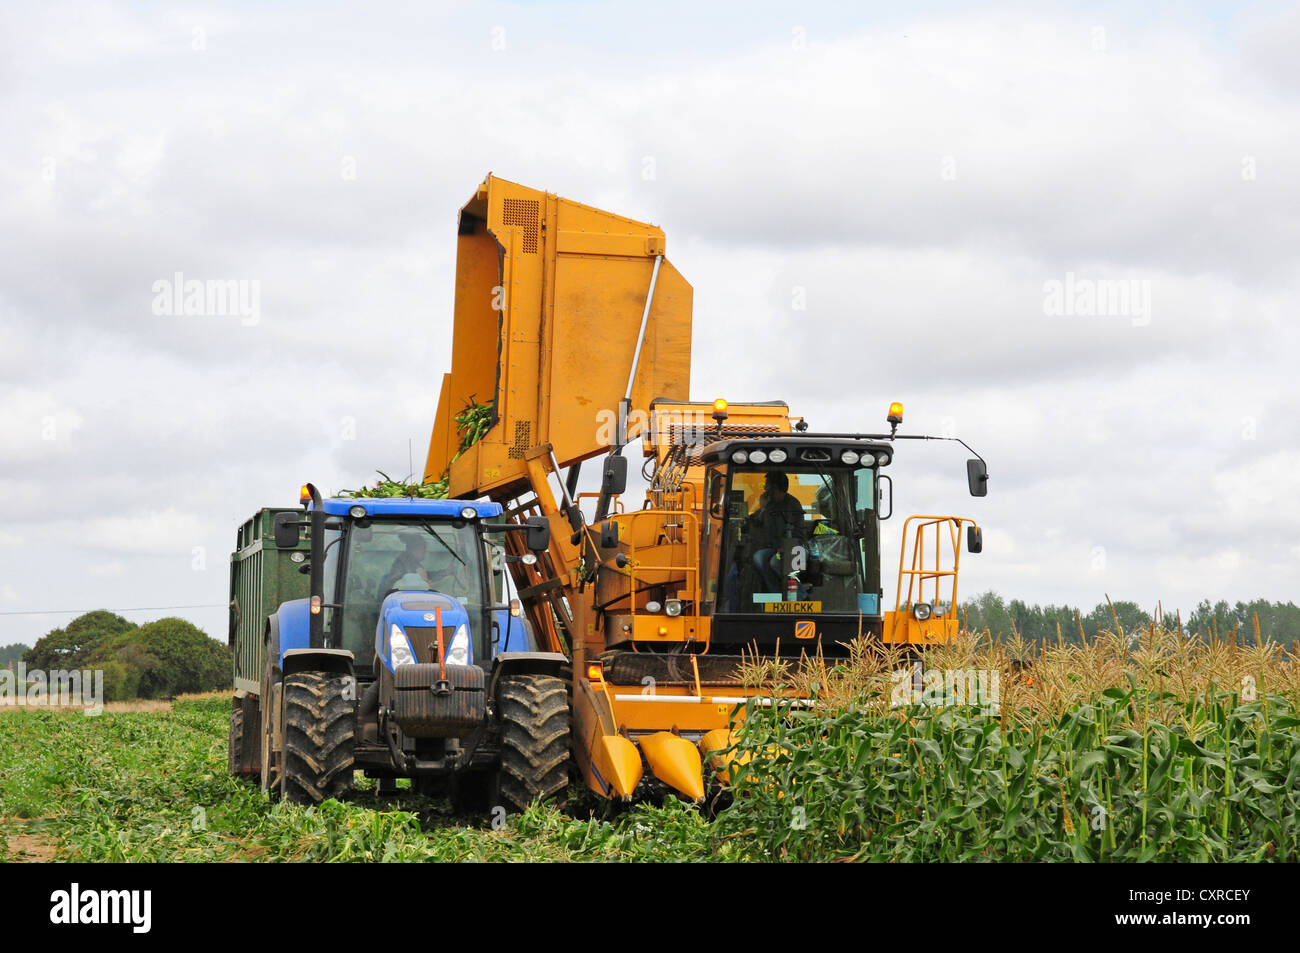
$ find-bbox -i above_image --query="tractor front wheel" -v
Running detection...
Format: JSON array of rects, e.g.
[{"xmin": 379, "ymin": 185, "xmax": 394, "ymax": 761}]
[
  {"xmin": 493, "ymin": 674, "xmax": 571, "ymax": 813},
  {"xmin": 281, "ymin": 672, "xmax": 356, "ymax": 805}
]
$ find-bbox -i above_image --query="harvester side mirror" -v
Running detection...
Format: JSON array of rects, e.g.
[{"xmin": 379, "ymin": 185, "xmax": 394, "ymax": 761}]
[
  {"xmin": 526, "ymin": 515, "xmax": 551, "ymax": 552},
  {"xmin": 967, "ymin": 459, "xmax": 988, "ymax": 497},
  {"xmin": 601, "ymin": 455, "xmax": 628, "ymax": 497},
  {"xmin": 599, "ymin": 520, "xmax": 620, "ymax": 549},
  {"xmin": 273, "ymin": 512, "xmax": 301, "ymax": 548},
  {"xmin": 967, "ymin": 525, "xmax": 983, "ymax": 554}
]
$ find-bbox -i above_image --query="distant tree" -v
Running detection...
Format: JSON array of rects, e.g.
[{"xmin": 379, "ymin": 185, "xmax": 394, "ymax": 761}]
[
  {"xmin": 22, "ymin": 611, "xmax": 137, "ymax": 670},
  {"xmin": 1184, "ymin": 599, "xmax": 1300, "ymax": 644},
  {"xmin": 0, "ymin": 643, "xmax": 29, "ymax": 667},
  {"xmin": 88, "ymin": 617, "xmax": 231, "ymax": 698},
  {"xmin": 1082, "ymin": 601, "xmax": 1151, "ymax": 639}
]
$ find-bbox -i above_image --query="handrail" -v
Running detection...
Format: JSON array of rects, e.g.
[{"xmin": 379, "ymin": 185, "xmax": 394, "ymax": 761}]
[{"xmin": 892, "ymin": 515, "xmax": 977, "ymax": 614}]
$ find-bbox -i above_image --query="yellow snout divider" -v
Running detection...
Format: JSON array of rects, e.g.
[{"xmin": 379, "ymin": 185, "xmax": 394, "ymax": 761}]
[{"xmin": 638, "ymin": 731, "xmax": 705, "ymax": 802}]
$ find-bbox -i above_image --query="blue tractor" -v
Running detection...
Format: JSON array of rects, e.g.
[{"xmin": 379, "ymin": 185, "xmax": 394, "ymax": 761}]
[{"xmin": 227, "ymin": 483, "xmax": 571, "ymax": 811}]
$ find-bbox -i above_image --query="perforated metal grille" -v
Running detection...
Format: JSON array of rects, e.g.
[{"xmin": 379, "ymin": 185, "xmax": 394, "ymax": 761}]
[
  {"xmin": 501, "ymin": 198, "xmax": 540, "ymax": 253},
  {"xmin": 508, "ymin": 420, "xmax": 531, "ymax": 459},
  {"xmin": 667, "ymin": 424, "xmax": 785, "ymax": 465},
  {"xmin": 667, "ymin": 424, "xmax": 783, "ymax": 446}
]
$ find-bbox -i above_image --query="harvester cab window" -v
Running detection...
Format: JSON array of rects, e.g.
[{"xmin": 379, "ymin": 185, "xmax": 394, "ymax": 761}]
[{"xmin": 718, "ymin": 467, "xmax": 874, "ymax": 614}]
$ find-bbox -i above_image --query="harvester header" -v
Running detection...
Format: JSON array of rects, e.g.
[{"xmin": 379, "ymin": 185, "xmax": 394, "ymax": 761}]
[{"xmin": 424, "ymin": 174, "xmax": 694, "ymax": 500}]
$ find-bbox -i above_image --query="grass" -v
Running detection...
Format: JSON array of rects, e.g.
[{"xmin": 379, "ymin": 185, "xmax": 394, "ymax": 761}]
[
  {"xmin": 0, "ymin": 696, "xmax": 716, "ymax": 862},
  {"xmin": 1, "ymin": 623, "xmax": 1296, "ymax": 862}
]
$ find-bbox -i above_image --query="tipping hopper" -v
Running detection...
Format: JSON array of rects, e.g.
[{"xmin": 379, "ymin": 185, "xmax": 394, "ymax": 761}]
[{"xmin": 424, "ymin": 174, "xmax": 693, "ymax": 501}]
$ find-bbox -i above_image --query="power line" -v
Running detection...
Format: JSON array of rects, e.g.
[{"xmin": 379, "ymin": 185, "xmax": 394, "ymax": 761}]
[{"xmin": 0, "ymin": 604, "xmax": 226, "ymax": 617}]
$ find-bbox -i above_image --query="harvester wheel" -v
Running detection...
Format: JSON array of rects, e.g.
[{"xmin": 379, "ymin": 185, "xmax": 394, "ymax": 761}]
[
  {"xmin": 494, "ymin": 674, "xmax": 571, "ymax": 813},
  {"xmin": 281, "ymin": 672, "xmax": 356, "ymax": 805},
  {"xmin": 227, "ymin": 706, "xmax": 245, "ymax": 777}
]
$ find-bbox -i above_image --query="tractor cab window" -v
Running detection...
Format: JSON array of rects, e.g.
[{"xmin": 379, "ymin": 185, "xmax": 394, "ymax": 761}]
[
  {"xmin": 717, "ymin": 467, "xmax": 876, "ymax": 614},
  {"xmin": 337, "ymin": 520, "xmax": 486, "ymax": 664}
]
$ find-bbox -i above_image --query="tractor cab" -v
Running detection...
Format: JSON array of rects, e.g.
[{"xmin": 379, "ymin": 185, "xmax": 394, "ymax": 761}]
[{"xmin": 272, "ymin": 492, "xmax": 546, "ymax": 679}]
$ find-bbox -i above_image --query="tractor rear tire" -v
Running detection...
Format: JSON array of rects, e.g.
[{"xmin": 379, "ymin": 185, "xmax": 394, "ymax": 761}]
[
  {"xmin": 281, "ymin": 672, "xmax": 356, "ymax": 805},
  {"xmin": 494, "ymin": 674, "xmax": 571, "ymax": 813},
  {"xmin": 228, "ymin": 706, "xmax": 245, "ymax": 777}
]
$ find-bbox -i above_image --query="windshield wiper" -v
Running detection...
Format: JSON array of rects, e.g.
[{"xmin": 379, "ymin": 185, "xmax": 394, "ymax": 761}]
[{"xmin": 421, "ymin": 525, "xmax": 465, "ymax": 565}]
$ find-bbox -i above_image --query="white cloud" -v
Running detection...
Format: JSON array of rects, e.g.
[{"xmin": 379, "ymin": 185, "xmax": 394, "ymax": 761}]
[{"xmin": 0, "ymin": 2, "xmax": 1296, "ymax": 645}]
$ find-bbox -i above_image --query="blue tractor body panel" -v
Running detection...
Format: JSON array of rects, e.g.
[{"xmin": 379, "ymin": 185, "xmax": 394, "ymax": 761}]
[
  {"xmin": 376, "ymin": 591, "xmax": 473, "ymax": 672},
  {"xmin": 317, "ymin": 498, "xmax": 502, "ymax": 519},
  {"xmin": 274, "ymin": 598, "xmax": 312, "ymax": 666}
]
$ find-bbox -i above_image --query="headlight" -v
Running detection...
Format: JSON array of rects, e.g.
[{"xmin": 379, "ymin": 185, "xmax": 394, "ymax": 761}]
[
  {"xmin": 460, "ymin": 506, "xmax": 477, "ymax": 519},
  {"xmin": 731, "ymin": 450, "xmax": 748, "ymax": 464},
  {"xmin": 768, "ymin": 448, "xmax": 788, "ymax": 463},
  {"xmin": 665, "ymin": 599, "xmax": 682, "ymax": 617},
  {"xmin": 749, "ymin": 449, "xmax": 768, "ymax": 464},
  {"xmin": 934, "ymin": 603, "xmax": 947, "ymax": 617},
  {"xmin": 446, "ymin": 623, "xmax": 470, "ymax": 665},
  {"xmin": 390, "ymin": 624, "xmax": 416, "ymax": 667},
  {"xmin": 840, "ymin": 450, "xmax": 860, "ymax": 465},
  {"xmin": 348, "ymin": 505, "xmax": 366, "ymax": 518},
  {"xmin": 876, "ymin": 452, "xmax": 890, "ymax": 466},
  {"xmin": 912, "ymin": 603, "xmax": 933, "ymax": 622},
  {"xmin": 645, "ymin": 600, "xmax": 662, "ymax": 613}
]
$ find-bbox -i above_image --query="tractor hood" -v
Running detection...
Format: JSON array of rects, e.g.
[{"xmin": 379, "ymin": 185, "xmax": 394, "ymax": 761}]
[{"xmin": 376, "ymin": 591, "xmax": 473, "ymax": 672}]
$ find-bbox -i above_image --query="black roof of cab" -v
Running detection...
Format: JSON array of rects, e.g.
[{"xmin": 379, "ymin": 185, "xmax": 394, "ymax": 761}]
[{"xmin": 697, "ymin": 435, "xmax": 894, "ymax": 467}]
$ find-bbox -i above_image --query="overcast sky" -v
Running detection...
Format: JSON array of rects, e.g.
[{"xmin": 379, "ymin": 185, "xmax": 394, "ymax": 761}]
[{"xmin": 3, "ymin": 0, "xmax": 1298, "ymax": 647}]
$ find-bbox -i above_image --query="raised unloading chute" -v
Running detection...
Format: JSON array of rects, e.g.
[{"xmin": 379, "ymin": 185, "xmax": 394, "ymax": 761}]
[{"xmin": 424, "ymin": 174, "xmax": 693, "ymax": 501}]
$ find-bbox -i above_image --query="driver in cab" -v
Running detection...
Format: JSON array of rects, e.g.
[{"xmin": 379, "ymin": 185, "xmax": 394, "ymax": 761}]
[
  {"xmin": 379, "ymin": 534, "xmax": 432, "ymax": 594},
  {"xmin": 751, "ymin": 471, "xmax": 806, "ymax": 591}
]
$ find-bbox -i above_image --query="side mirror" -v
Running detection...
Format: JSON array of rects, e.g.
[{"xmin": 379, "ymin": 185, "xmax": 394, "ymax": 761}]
[
  {"xmin": 601, "ymin": 455, "xmax": 628, "ymax": 497},
  {"xmin": 599, "ymin": 520, "xmax": 620, "ymax": 549},
  {"xmin": 966, "ymin": 459, "xmax": 988, "ymax": 497},
  {"xmin": 526, "ymin": 515, "xmax": 551, "ymax": 552},
  {"xmin": 967, "ymin": 525, "xmax": 983, "ymax": 554},
  {"xmin": 273, "ymin": 512, "xmax": 301, "ymax": 548}
]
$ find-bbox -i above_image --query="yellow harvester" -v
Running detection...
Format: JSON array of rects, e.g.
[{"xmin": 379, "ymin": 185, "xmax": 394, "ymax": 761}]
[{"xmin": 424, "ymin": 174, "xmax": 989, "ymax": 803}]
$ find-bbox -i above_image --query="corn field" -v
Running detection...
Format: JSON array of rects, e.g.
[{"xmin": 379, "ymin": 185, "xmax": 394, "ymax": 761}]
[{"xmin": 1, "ymin": 622, "xmax": 1296, "ymax": 862}]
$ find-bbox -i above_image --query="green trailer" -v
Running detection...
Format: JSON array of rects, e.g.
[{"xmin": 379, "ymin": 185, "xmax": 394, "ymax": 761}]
[{"xmin": 227, "ymin": 507, "xmax": 311, "ymax": 778}]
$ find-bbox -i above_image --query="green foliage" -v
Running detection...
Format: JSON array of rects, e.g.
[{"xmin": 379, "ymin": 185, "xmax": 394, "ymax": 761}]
[
  {"xmin": 1186, "ymin": 599, "xmax": 1300, "ymax": 644},
  {"xmin": 87, "ymin": 618, "xmax": 230, "ymax": 700},
  {"xmin": 340, "ymin": 400, "xmax": 493, "ymax": 501},
  {"xmin": 714, "ymin": 686, "xmax": 1300, "ymax": 861},
  {"xmin": 0, "ymin": 643, "xmax": 29, "ymax": 668},
  {"xmin": 1, "ymin": 686, "xmax": 1297, "ymax": 863},
  {"xmin": 0, "ymin": 697, "xmax": 717, "ymax": 862},
  {"xmin": 22, "ymin": 610, "xmax": 137, "ymax": 670},
  {"xmin": 959, "ymin": 592, "xmax": 1300, "ymax": 645}
]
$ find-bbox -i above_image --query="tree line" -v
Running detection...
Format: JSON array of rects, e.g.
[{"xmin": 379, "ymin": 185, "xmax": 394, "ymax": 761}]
[
  {"xmin": 959, "ymin": 592, "xmax": 1300, "ymax": 645},
  {"xmin": 17, "ymin": 610, "xmax": 231, "ymax": 702}
]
